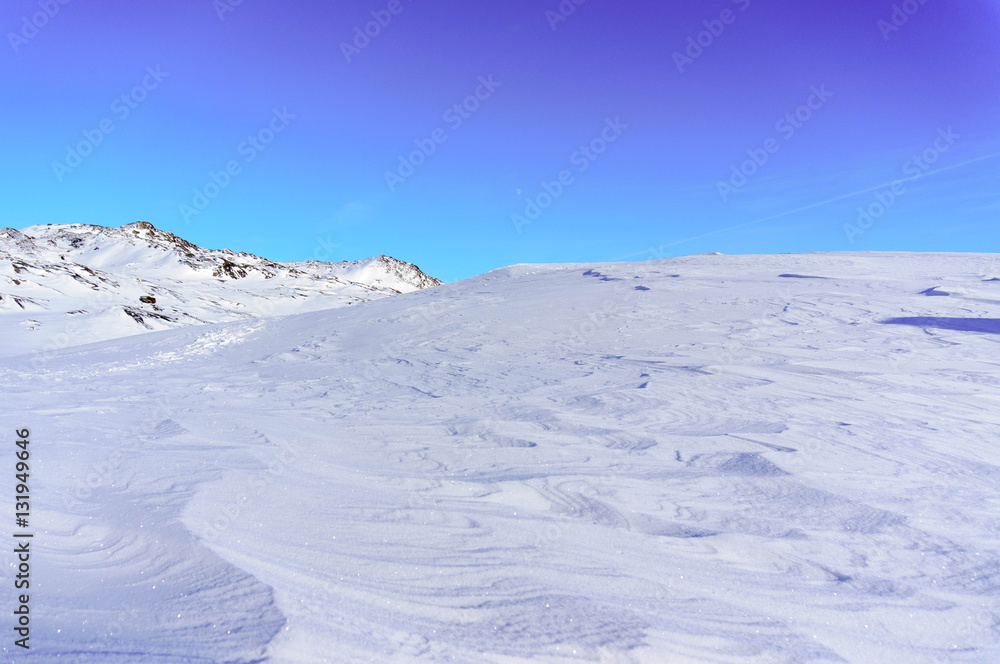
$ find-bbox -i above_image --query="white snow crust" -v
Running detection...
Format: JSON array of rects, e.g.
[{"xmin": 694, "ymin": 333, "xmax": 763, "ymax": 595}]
[{"xmin": 2, "ymin": 252, "xmax": 999, "ymax": 663}]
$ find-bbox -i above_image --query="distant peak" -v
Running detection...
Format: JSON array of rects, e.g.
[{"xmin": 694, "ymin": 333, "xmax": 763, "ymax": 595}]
[
  {"xmin": 123, "ymin": 221, "xmax": 156, "ymax": 231},
  {"xmin": 7, "ymin": 221, "xmax": 441, "ymax": 290}
]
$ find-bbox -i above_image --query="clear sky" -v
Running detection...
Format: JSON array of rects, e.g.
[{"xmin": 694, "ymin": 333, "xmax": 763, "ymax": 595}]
[{"xmin": 2, "ymin": 0, "xmax": 998, "ymax": 282}]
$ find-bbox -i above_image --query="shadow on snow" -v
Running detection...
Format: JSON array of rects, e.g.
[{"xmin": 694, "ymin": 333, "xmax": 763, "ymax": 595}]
[{"xmin": 881, "ymin": 317, "xmax": 1000, "ymax": 335}]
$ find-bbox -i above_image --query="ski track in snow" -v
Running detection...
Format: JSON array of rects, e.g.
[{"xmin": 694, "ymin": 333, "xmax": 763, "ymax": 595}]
[{"xmin": 2, "ymin": 252, "xmax": 1000, "ymax": 662}]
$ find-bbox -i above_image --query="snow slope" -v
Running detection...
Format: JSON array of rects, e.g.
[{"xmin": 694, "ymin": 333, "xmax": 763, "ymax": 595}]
[
  {"xmin": 0, "ymin": 222, "xmax": 441, "ymax": 358},
  {"xmin": 2, "ymin": 252, "xmax": 1000, "ymax": 663}
]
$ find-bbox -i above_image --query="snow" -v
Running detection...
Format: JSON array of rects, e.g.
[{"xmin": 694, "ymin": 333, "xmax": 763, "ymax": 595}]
[
  {"xmin": 0, "ymin": 223, "xmax": 440, "ymax": 359},
  {"xmin": 2, "ymin": 251, "xmax": 1000, "ymax": 662}
]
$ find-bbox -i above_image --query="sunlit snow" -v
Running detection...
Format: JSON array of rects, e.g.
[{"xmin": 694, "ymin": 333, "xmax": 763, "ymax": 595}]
[{"xmin": 2, "ymin": 251, "xmax": 999, "ymax": 663}]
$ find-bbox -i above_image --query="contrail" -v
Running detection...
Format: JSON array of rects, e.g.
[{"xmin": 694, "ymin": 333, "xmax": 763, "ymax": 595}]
[{"xmin": 615, "ymin": 150, "xmax": 1000, "ymax": 262}]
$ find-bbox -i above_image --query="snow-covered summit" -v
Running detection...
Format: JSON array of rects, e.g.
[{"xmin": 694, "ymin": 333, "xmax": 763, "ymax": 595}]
[{"xmin": 0, "ymin": 221, "xmax": 441, "ymax": 357}]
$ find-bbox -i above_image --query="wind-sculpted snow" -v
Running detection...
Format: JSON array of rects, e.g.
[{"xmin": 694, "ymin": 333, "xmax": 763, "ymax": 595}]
[{"xmin": 2, "ymin": 252, "xmax": 999, "ymax": 662}]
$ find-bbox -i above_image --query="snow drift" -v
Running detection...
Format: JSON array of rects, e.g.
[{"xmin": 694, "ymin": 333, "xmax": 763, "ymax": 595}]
[{"xmin": 2, "ymin": 251, "xmax": 999, "ymax": 663}]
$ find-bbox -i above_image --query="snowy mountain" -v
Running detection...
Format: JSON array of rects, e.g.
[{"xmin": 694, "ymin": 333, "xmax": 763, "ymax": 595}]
[
  {"xmin": 0, "ymin": 221, "xmax": 441, "ymax": 357},
  {"xmin": 3, "ymin": 252, "xmax": 1000, "ymax": 662}
]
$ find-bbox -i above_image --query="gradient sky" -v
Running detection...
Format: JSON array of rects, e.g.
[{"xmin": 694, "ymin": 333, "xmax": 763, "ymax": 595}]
[{"xmin": 2, "ymin": 0, "xmax": 998, "ymax": 282}]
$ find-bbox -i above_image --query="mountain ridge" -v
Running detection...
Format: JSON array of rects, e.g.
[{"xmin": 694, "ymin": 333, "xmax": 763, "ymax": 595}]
[{"xmin": 0, "ymin": 221, "xmax": 441, "ymax": 357}]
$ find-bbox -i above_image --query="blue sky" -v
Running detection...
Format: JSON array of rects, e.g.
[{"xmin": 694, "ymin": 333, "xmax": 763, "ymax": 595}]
[{"xmin": 2, "ymin": 0, "xmax": 998, "ymax": 282}]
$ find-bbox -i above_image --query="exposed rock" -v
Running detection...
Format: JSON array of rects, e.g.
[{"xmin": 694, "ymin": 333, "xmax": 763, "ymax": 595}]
[{"xmin": 0, "ymin": 221, "xmax": 442, "ymax": 353}]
